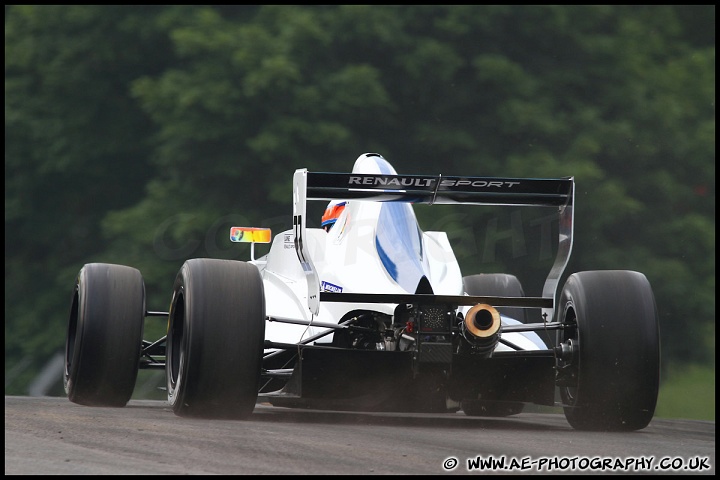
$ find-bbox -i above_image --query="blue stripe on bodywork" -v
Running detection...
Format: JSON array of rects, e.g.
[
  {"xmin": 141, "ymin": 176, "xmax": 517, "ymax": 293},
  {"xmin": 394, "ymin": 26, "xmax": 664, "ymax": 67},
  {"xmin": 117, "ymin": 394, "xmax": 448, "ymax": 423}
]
[{"xmin": 375, "ymin": 201, "xmax": 427, "ymax": 293}]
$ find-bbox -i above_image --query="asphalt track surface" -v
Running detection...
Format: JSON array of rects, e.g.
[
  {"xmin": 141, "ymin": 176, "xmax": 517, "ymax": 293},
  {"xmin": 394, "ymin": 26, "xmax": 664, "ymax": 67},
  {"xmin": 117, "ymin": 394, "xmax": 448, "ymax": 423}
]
[{"xmin": 4, "ymin": 396, "xmax": 715, "ymax": 475}]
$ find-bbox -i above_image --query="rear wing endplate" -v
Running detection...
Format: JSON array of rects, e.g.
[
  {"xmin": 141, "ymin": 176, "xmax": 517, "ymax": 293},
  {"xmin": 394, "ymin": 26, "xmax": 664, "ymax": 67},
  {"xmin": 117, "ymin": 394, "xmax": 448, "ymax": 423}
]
[{"xmin": 293, "ymin": 169, "xmax": 574, "ymax": 321}]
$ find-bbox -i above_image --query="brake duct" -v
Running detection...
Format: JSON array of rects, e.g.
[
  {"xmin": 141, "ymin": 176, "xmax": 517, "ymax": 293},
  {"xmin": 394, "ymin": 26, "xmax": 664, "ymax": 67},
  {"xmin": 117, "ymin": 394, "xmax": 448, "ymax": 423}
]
[{"xmin": 461, "ymin": 303, "xmax": 502, "ymax": 356}]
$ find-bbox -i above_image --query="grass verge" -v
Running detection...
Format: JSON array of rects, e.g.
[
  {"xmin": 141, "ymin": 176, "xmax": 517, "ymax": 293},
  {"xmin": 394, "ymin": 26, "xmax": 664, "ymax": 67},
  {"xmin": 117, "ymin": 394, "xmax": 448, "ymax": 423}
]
[{"xmin": 654, "ymin": 363, "xmax": 715, "ymax": 421}]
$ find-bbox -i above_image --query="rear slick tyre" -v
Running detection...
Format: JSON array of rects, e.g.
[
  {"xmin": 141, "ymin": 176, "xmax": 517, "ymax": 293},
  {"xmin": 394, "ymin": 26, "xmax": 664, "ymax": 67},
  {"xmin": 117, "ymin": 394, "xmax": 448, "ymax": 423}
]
[
  {"xmin": 463, "ymin": 273, "xmax": 527, "ymax": 323},
  {"xmin": 166, "ymin": 259, "xmax": 266, "ymax": 419},
  {"xmin": 64, "ymin": 263, "xmax": 145, "ymax": 407},
  {"xmin": 557, "ymin": 270, "xmax": 660, "ymax": 431}
]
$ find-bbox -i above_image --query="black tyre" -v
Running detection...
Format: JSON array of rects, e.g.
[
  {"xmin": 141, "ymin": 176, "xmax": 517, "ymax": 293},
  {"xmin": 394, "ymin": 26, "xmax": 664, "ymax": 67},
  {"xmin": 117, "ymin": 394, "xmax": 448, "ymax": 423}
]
[
  {"xmin": 64, "ymin": 263, "xmax": 145, "ymax": 407},
  {"xmin": 166, "ymin": 258, "xmax": 265, "ymax": 419},
  {"xmin": 461, "ymin": 273, "xmax": 526, "ymax": 417},
  {"xmin": 463, "ymin": 273, "xmax": 527, "ymax": 323},
  {"xmin": 557, "ymin": 270, "xmax": 660, "ymax": 431}
]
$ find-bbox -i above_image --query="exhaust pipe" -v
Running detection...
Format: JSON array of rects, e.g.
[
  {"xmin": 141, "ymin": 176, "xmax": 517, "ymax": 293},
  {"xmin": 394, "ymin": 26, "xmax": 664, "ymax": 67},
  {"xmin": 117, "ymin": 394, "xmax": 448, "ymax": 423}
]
[{"xmin": 461, "ymin": 304, "xmax": 502, "ymax": 356}]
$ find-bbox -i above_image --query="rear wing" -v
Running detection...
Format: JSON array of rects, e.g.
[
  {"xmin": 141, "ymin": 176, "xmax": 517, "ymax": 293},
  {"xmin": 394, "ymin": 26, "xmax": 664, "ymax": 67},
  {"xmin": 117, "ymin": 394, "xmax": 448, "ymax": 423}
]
[{"xmin": 293, "ymin": 170, "xmax": 574, "ymax": 321}]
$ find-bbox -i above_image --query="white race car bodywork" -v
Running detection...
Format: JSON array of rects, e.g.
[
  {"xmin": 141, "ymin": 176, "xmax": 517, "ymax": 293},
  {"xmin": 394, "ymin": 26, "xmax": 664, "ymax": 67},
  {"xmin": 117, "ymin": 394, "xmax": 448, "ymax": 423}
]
[{"xmin": 252, "ymin": 154, "xmax": 546, "ymax": 352}]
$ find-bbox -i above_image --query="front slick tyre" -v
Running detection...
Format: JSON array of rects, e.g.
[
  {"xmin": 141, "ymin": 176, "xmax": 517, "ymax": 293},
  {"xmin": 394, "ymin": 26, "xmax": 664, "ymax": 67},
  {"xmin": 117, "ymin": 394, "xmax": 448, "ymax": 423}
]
[
  {"xmin": 64, "ymin": 263, "xmax": 145, "ymax": 407},
  {"xmin": 167, "ymin": 259, "xmax": 265, "ymax": 420},
  {"xmin": 558, "ymin": 271, "xmax": 660, "ymax": 431}
]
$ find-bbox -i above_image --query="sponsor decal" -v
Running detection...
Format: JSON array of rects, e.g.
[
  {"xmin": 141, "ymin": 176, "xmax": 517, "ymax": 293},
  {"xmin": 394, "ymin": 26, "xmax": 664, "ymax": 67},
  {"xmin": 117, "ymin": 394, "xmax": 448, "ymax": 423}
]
[
  {"xmin": 347, "ymin": 176, "xmax": 520, "ymax": 188},
  {"xmin": 229, "ymin": 227, "xmax": 271, "ymax": 243},
  {"xmin": 439, "ymin": 179, "xmax": 521, "ymax": 188},
  {"xmin": 349, "ymin": 176, "xmax": 433, "ymax": 187},
  {"xmin": 321, "ymin": 281, "xmax": 343, "ymax": 293}
]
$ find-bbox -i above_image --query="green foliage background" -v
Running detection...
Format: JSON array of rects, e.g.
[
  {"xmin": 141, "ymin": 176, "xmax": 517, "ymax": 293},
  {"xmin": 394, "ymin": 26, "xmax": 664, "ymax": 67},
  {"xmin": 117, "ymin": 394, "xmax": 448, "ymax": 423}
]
[{"xmin": 5, "ymin": 6, "xmax": 715, "ymax": 416}]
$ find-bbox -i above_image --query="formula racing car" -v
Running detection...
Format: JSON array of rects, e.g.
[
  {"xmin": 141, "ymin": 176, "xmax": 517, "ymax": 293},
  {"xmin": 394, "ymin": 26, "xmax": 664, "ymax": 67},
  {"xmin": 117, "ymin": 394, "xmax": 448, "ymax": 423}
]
[{"xmin": 63, "ymin": 153, "xmax": 660, "ymax": 431}]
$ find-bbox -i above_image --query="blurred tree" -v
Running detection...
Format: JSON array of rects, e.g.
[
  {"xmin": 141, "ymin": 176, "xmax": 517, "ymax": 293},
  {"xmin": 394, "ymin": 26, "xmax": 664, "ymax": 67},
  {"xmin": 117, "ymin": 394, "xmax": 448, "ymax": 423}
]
[
  {"xmin": 5, "ymin": 5, "xmax": 173, "ymax": 392},
  {"xmin": 5, "ymin": 5, "xmax": 714, "ymax": 395}
]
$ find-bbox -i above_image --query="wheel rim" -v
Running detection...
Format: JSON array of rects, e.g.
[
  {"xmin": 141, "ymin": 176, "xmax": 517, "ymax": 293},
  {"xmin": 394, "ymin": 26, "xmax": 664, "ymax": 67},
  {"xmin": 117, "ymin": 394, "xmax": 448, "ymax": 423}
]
[
  {"xmin": 64, "ymin": 288, "xmax": 80, "ymax": 385},
  {"xmin": 168, "ymin": 288, "xmax": 186, "ymax": 395},
  {"xmin": 557, "ymin": 305, "xmax": 580, "ymax": 406}
]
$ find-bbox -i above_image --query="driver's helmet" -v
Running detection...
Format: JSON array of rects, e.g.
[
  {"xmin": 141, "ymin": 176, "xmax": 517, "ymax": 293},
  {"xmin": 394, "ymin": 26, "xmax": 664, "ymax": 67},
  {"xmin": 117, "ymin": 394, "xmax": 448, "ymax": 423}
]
[{"xmin": 321, "ymin": 200, "xmax": 346, "ymax": 231}]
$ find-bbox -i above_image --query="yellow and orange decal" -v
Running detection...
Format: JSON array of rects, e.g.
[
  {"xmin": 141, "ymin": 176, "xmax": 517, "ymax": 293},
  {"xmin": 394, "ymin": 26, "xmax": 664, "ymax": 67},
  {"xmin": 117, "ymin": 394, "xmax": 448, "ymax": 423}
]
[{"xmin": 229, "ymin": 227, "xmax": 272, "ymax": 243}]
